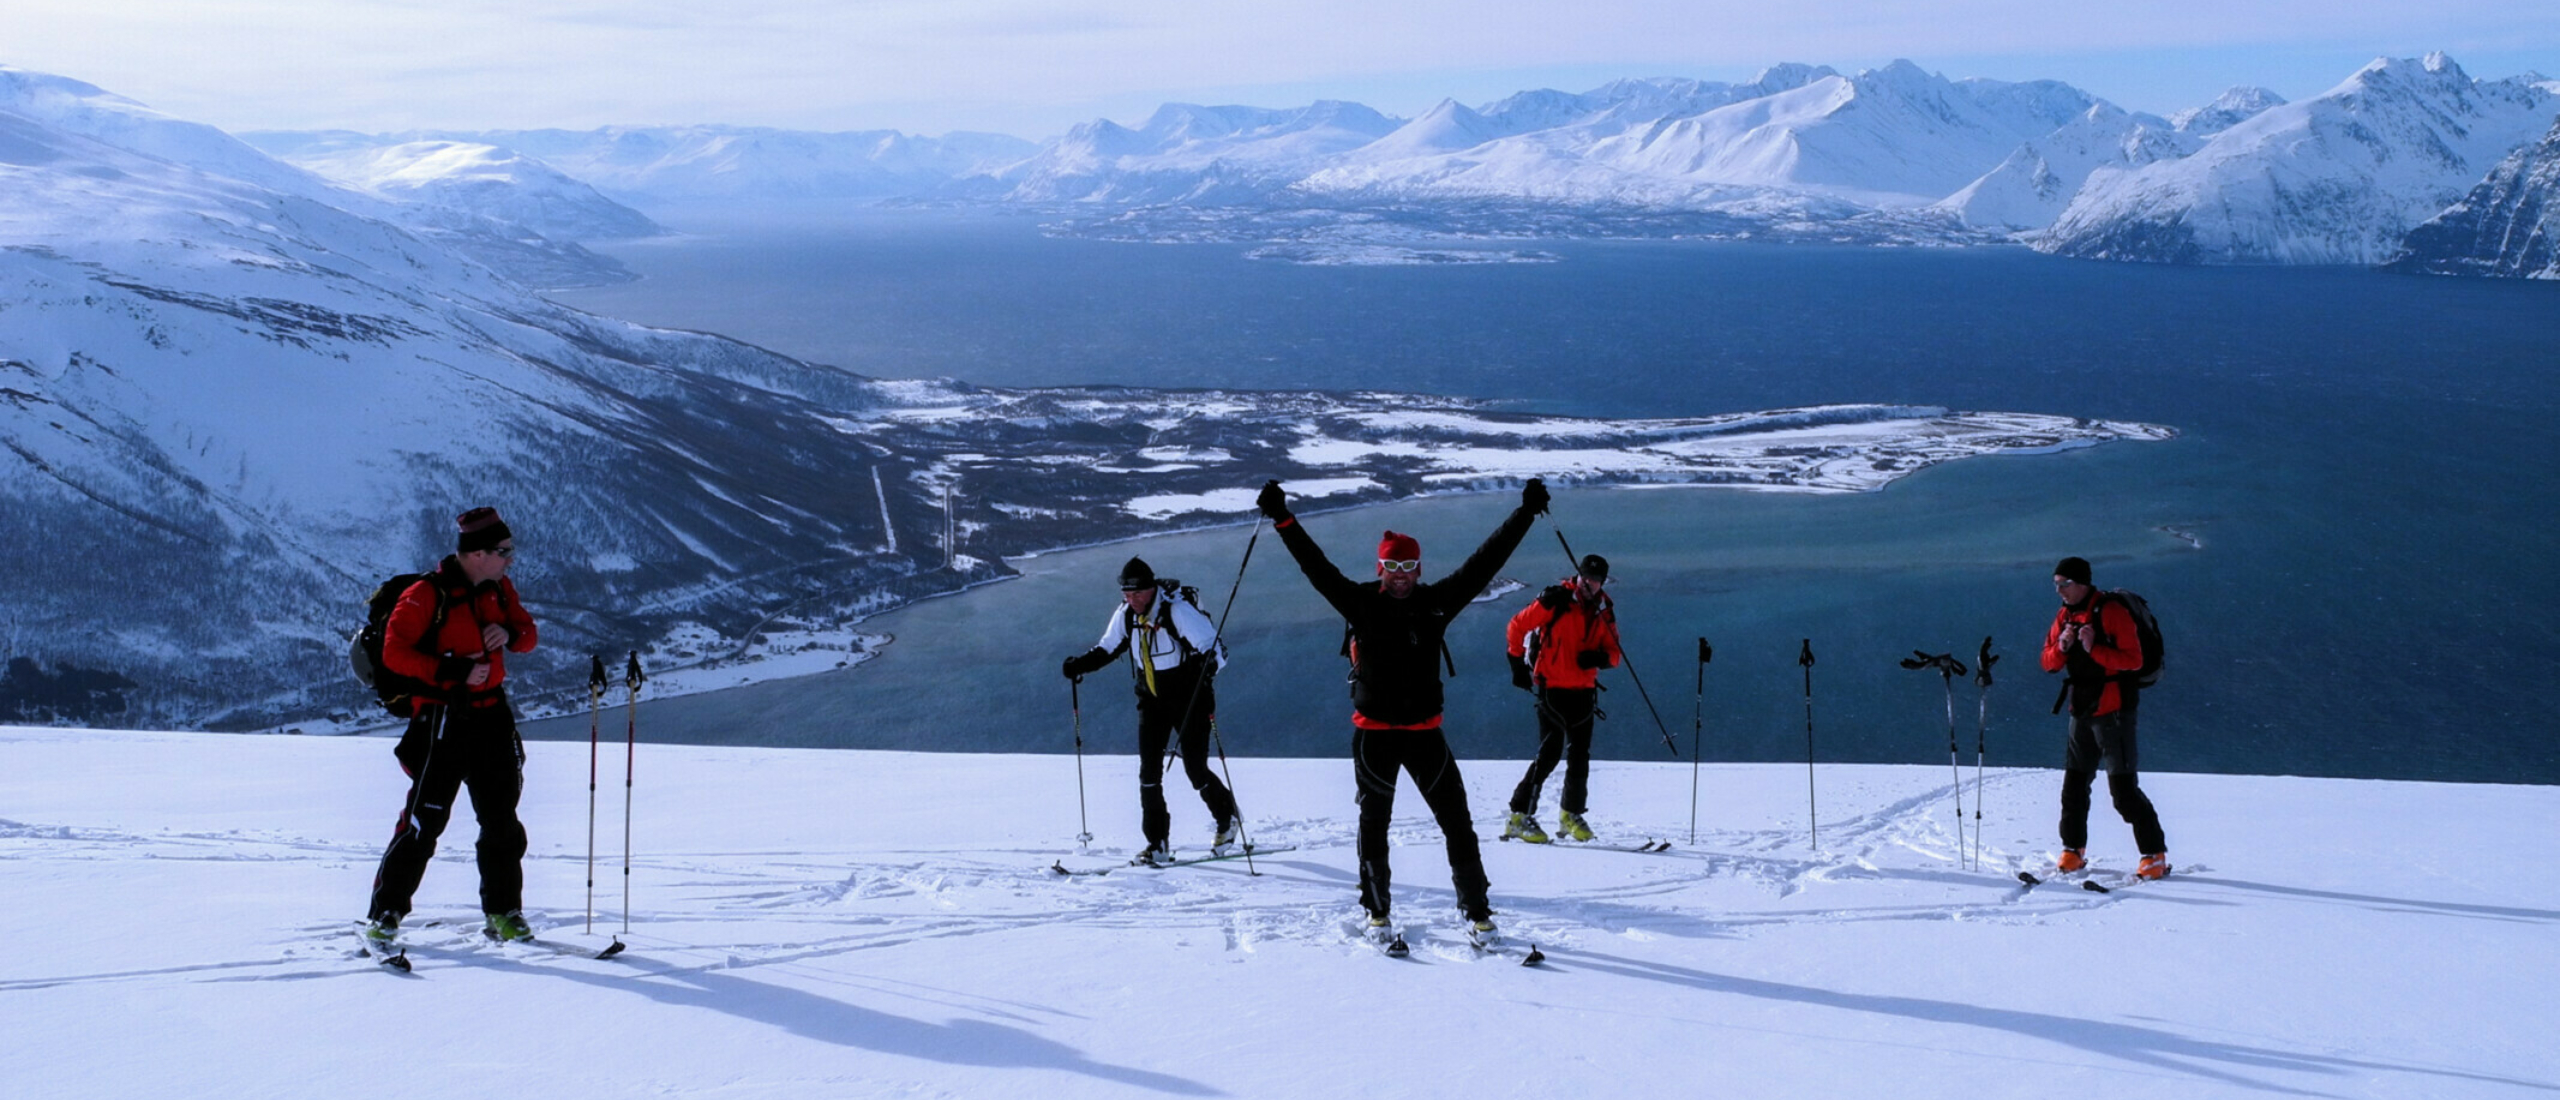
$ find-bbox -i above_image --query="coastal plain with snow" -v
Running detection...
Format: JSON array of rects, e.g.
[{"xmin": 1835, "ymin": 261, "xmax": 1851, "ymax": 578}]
[{"xmin": 4, "ymin": 726, "xmax": 2552, "ymax": 1099}]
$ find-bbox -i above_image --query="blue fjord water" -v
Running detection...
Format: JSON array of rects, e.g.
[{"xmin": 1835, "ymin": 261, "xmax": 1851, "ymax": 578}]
[{"xmin": 542, "ymin": 209, "xmax": 2560, "ymax": 784}]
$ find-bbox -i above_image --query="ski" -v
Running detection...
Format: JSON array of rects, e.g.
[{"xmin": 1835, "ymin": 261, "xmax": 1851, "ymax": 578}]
[
  {"xmin": 1554, "ymin": 838, "xmax": 1672, "ymax": 854},
  {"xmin": 1048, "ymin": 844, "xmax": 1295, "ymax": 877},
  {"xmin": 357, "ymin": 932, "xmax": 411, "ymax": 972},
  {"xmin": 1468, "ymin": 927, "xmax": 1546, "ymax": 966},
  {"xmin": 484, "ymin": 929, "xmax": 629, "ymax": 960}
]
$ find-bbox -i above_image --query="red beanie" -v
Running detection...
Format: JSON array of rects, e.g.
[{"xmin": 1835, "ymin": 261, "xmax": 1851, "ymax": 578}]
[{"xmin": 1377, "ymin": 530, "xmax": 1420, "ymax": 561}]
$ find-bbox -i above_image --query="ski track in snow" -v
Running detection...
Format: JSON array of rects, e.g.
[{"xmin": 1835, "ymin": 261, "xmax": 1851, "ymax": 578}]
[{"xmin": 4, "ymin": 771, "xmax": 2160, "ymax": 990}]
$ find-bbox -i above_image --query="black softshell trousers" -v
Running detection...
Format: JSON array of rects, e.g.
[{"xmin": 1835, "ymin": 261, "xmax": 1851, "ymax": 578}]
[
  {"xmin": 1509, "ymin": 686, "xmax": 1597, "ymax": 816},
  {"xmin": 2058, "ymin": 705, "xmax": 2168, "ymax": 856},
  {"xmin": 1353, "ymin": 728, "xmax": 1492, "ymax": 922},
  {"xmin": 367, "ymin": 699, "xmax": 528, "ymax": 920},
  {"xmin": 1136, "ymin": 664, "xmax": 1238, "ymax": 847}
]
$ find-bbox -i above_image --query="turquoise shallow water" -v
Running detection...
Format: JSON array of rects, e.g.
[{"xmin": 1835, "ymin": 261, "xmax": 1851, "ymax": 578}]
[{"xmin": 536, "ymin": 210, "xmax": 2560, "ymax": 783}]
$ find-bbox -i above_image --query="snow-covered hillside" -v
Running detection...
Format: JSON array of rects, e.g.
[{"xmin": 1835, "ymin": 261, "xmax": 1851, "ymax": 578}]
[
  {"xmin": 2385, "ymin": 114, "xmax": 2560, "ymax": 278},
  {"xmin": 1935, "ymin": 103, "xmax": 2195, "ymax": 230},
  {"xmin": 256, "ymin": 125, "xmax": 1040, "ymax": 204},
  {"xmin": 245, "ymin": 134, "xmax": 663, "ymax": 241},
  {"xmin": 0, "ymin": 69, "xmax": 951, "ymax": 728},
  {"xmin": 2038, "ymin": 54, "xmax": 2559, "ymax": 264},
  {"xmin": 4, "ymin": 726, "xmax": 2552, "ymax": 1099}
]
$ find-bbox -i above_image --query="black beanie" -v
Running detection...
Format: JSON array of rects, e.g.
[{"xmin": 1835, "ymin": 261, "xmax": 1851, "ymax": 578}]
[
  {"xmin": 1119, "ymin": 557, "xmax": 1157, "ymax": 591},
  {"xmin": 458, "ymin": 507, "xmax": 513, "ymax": 554},
  {"xmin": 2054, "ymin": 556, "xmax": 2092, "ymax": 585},
  {"xmin": 1577, "ymin": 553, "xmax": 1609, "ymax": 581}
]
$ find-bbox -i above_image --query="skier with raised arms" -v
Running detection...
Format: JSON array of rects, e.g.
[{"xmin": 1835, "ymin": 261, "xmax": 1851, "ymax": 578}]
[{"xmin": 1256, "ymin": 477, "xmax": 1547, "ymax": 942}]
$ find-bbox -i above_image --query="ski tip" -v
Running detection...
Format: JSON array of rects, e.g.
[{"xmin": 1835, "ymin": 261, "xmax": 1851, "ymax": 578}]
[
  {"xmin": 2081, "ymin": 879, "xmax": 2111, "ymax": 894},
  {"xmin": 1049, "ymin": 861, "xmax": 1069, "ymax": 875},
  {"xmin": 1385, "ymin": 938, "xmax": 1409, "ymax": 958},
  {"xmin": 380, "ymin": 952, "xmax": 411, "ymax": 972},
  {"xmin": 2017, "ymin": 871, "xmax": 2043, "ymax": 886},
  {"xmin": 596, "ymin": 939, "xmax": 627, "ymax": 960},
  {"xmin": 1522, "ymin": 945, "xmax": 1546, "ymax": 966}
]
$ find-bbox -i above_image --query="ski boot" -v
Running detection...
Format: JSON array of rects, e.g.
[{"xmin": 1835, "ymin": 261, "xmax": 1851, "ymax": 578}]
[
  {"xmin": 483, "ymin": 910, "xmax": 535, "ymax": 943},
  {"xmin": 1503, "ymin": 812, "xmax": 1551, "ymax": 844},
  {"xmin": 1557, "ymin": 810, "xmax": 1596, "ymax": 842},
  {"xmin": 362, "ymin": 913, "xmax": 401, "ymax": 951},
  {"xmin": 2056, "ymin": 848, "xmax": 2087, "ymax": 873},
  {"xmin": 2136, "ymin": 853, "xmax": 2172, "ymax": 881},
  {"xmin": 1212, "ymin": 818, "xmax": 1238, "ymax": 851},
  {"xmin": 1133, "ymin": 842, "xmax": 1173, "ymax": 867}
]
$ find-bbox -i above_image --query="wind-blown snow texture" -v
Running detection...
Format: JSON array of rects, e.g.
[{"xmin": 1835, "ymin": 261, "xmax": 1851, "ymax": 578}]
[{"xmin": 2, "ymin": 726, "xmax": 2552, "ymax": 1099}]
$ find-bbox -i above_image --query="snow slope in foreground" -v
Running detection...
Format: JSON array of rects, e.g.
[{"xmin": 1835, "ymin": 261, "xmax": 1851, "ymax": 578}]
[{"xmin": 3, "ymin": 727, "xmax": 2551, "ymax": 1099}]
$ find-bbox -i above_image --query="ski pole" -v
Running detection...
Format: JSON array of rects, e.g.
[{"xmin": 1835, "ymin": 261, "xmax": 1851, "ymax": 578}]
[
  {"xmin": 1690, "ymin": 638, "xmax": 1710, "ymax": 845},
  {"xmin": 585, "ymin": 654, "xmax": 606, "ymax": 934},
  {"xmin": 1070, "ymin": 676, "xmax": 1093, "ymax": 847},
  {"xmin": 1799, "ymin": 639, "xmax": 1819, "ymax": 852},
  {"xmin": 1180, "ymin": 516, "xmax": 1265, "ymax": 875},
  {"xmin": 1550, "ymin": 525, "xmax": 1677, "ymax": 756},
  {"xmin": 1973, "ymin": 636, "xmax": 1999, "ymax": 871},
  {"xmin": 1899, "ymin": 650, "xmax": 1969, "ymax": 867},
  {"xmin": 622, "ymin": 651, "xmax": 643, "ymax": 935}
]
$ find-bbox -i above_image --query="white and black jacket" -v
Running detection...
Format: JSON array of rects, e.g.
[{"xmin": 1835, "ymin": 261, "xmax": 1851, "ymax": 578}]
[{"xmin": 1064, "ymin": 590, "xmax": 1227, "ymax": 697}]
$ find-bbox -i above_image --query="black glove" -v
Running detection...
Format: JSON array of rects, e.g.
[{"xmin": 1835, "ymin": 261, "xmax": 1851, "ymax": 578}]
[
  {"xmin": 1062, "ymin": 647, "xmax": 1111, "ymax": 680},
  {"xmin": 1537, "ymin": 585, "xmax": 1572, "ymax": 612},
  {"xmin": 1522, "ymin": 477, "xmax": 1550, "ymax": 515},
  {"xmin": 1508, "ymin": 654, "xmax": 1534, "ymax": 691},
  {"xmin": 1256, "ymin": 479, "xmax": 1290, "ymax": 520},
  {"xmin": 1576, "ymin": 649, "xmax": 1610, "ymax": 670}
]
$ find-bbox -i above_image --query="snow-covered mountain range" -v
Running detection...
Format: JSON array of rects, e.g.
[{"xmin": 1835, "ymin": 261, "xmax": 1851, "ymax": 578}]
[
  {"xmin": 2385, "ymin": 114, "xmax": 2560, "ymax": 278},
  {"xmin": 2037, "ymin": 54, "xmax": 2558, "ymax": 265},
  {"xmin": 0, "ymin": 66, "xmax": 2166, "ymax": 730},
  {"xmin": 244, "ymin": 55, "xmax": 2560, "ymax": 275},
  {"xmin": 247, "ymin": 125, "xmax": 1038, "ymax": 204}
]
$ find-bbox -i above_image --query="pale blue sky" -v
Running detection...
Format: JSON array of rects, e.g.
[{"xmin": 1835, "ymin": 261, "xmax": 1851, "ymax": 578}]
[{"xmin": 3, "ymin": 1, "xmax": 2553, "ymax": 137}]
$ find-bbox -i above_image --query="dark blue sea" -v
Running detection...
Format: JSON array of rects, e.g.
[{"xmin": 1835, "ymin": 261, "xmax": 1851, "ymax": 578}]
[{"xmin": 544, "ymin": 208, "xmax": 2560, "ymax": 784}]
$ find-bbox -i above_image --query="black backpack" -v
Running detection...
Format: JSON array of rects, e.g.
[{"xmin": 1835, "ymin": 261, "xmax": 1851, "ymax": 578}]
[
  {"xmin": 2102, "ymin": 589, "xmax": 2165, "ymax": 690},
  {"xmin": 2050, "ymin": 589, "xmax": 2164, "ymax": 714},
  {"xmin": 349, "ymin": 572, "xmax": 449, "ymax": 716}
]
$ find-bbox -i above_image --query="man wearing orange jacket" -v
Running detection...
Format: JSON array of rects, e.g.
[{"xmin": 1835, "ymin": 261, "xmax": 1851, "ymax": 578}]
[
  {"xmin": 2041, "ymin": 556, "xmax": 2169, "ymax": 881},
  {"xmin": 364, "ymin": 506, "xmax": 542, "ymax": 949},
  {"xmin": 1501, "ymin": 554, "xmax": 1623, "ymax": 844}
]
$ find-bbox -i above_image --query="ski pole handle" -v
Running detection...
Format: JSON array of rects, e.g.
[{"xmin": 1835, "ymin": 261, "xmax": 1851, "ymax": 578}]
[
  {"xmin": 1697, "ymin": 638, "xmax": 1712, "ymax": 665},
  {"xmin": 1799, "ymin": 639, "xmax": 1815, "ymax": 668}
]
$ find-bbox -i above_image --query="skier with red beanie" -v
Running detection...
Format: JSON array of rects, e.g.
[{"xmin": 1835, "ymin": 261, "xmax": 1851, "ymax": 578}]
[{"xmin": 1258, "ymin": 477, "xmax": 1547, "ymax": 940}]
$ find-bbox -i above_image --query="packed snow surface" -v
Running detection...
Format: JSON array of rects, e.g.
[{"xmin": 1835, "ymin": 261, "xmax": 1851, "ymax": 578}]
[{"xmin": 3, "ymin": 726, "xmax": 2551, "ymax": 1099}]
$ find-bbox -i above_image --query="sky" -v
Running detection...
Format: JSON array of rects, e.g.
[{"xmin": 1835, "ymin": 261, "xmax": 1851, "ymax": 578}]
[{"xmin": 3, "ymin": 1, "xmax": 2556, "ymax": 139}]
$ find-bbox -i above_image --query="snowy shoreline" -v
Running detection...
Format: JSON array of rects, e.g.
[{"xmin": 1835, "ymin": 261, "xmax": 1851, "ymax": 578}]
[{"xmin": 278, "ymin": 407, "xmax": 2174, "ymax": 738}]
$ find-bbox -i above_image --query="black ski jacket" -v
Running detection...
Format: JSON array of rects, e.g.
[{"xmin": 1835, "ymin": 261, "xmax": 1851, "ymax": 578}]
[{"xmin": 1274, "ymin": 505, "xmax": 1538, "ymax": 727}]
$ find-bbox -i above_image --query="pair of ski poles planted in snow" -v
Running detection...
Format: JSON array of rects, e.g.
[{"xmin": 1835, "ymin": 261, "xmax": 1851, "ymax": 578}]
[
  {"xmin": 586, "ymin": 652, "xmax": 645, "ymax": 941},
  {"xmin": 1899, "ymin": 638, "xmax": 1999, "ymax": 869}
]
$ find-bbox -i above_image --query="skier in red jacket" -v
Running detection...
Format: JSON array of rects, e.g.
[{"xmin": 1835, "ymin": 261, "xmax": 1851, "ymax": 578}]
[
  {"xmin": 2041, "ymin": 556, "xmax": 2169, "ymax": 881},
  {"xmin": 365, "ymin": 507, "xmax": 541, "ymax": 949},
  {"xmin": 1500, "ymin": 553, "xmax": 1622, "ymax": 843}
]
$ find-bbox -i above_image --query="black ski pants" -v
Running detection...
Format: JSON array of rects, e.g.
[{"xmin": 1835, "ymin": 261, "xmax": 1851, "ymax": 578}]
[
  {"xmin": 368, "ymin": 699, "xmax": 528, "ymax": 921},
  {"xmin": 2059, "ymin": 706, "xmax": 2168, "ymax": 856},
  {"xmin": 1135, "ymin": 671, "xmax": 1236, "ymax": 847},
  {"xmin": 1509, "ymin": 687, "xmax": 1596, "ymax": 817},
  {"xmin": 1353, "ymin": 727, "xmax": 1492, "ymax": 923}
]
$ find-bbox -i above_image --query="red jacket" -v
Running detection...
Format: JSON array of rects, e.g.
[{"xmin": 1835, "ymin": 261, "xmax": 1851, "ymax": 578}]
[
  {"xmin": 2041, "ymin": 596, "xmax": 2140, "ymax": 716},
  {"xmin": 1506, "ymin": 586, "xmax": 1622, "ymax": 690},
  {"xmin": 382, "ymin": 556, "xmax": 538, "ymax": 711}
]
